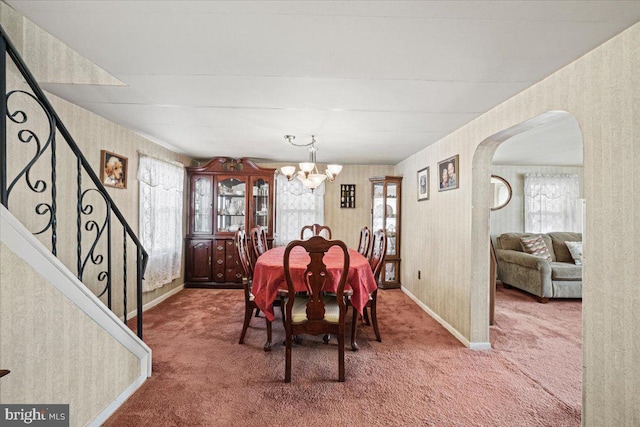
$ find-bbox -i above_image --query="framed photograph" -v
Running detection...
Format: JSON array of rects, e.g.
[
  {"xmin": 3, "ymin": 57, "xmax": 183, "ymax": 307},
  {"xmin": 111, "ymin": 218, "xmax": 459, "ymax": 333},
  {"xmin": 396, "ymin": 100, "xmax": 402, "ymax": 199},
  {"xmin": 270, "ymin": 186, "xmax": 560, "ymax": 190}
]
[
  {"xmin": 100, "ymin": 150, "xmax": 128, "ymax": 189},
  {"xmin": 438, "ymin": 154, "xmax": 459, "ymax": 192},
  {"xmin": 417, "ymin": 166, "xmax": 429, "ymax": 201}
]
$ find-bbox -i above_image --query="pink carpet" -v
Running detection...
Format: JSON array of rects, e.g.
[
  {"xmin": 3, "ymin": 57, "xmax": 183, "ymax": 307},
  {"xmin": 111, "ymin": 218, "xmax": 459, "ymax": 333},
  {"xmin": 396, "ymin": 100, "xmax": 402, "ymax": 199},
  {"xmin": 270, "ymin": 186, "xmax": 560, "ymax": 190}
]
[{"xmin": 107, "ymin": 284, "xmax": 581, "ymax": 426}]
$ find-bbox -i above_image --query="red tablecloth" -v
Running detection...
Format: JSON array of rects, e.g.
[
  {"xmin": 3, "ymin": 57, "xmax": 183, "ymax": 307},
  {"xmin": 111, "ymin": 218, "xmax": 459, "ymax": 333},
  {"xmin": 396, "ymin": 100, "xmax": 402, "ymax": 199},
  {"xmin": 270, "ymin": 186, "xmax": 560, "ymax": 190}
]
[{"xmin": 252, "ymin": 246, "xmax": 377, "ymax": 322}]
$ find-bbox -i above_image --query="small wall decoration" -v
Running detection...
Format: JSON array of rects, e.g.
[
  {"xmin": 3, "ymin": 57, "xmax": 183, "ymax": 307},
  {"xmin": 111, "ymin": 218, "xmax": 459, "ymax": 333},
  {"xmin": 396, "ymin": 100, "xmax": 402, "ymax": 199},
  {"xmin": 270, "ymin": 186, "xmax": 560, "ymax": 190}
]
[
  {"xmin": 340, "ymin": 184, "xmax": 356, "ymax": 208},
  {"xmin": 417, "ymin": 166, "xmax": 429, "ymax": 201},
  {"xmin": 100, "ymin": 150, "xmax": 128, "ymax": 189},
  {"xmin": 437, "ymin": 154, "xmax": 459, "ymax": 192}
]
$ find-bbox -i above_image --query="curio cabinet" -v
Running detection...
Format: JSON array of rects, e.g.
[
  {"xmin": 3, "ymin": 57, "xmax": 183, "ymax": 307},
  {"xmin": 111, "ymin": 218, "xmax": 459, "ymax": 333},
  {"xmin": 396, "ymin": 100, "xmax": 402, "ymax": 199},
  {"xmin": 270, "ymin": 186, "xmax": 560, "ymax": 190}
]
[{"xmin": 186, "ymin": 157, "xmax": 275, "ymax": 287}]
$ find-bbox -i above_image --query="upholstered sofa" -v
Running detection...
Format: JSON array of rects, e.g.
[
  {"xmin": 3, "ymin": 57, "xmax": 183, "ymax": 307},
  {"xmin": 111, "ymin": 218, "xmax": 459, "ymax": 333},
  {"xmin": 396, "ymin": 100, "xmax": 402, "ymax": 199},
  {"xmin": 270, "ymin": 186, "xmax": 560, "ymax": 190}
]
[{"xmin": 494, "ymin": 232, "xmax": 582, "ymax": 303}]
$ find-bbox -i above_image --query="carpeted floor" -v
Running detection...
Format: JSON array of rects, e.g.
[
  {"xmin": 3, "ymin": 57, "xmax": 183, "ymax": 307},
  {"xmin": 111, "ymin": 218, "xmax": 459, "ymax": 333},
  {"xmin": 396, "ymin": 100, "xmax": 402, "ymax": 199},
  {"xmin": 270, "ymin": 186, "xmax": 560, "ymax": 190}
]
[{"xmin": 107, "ymin": 284, "xmax": 581, "ymax": 426}]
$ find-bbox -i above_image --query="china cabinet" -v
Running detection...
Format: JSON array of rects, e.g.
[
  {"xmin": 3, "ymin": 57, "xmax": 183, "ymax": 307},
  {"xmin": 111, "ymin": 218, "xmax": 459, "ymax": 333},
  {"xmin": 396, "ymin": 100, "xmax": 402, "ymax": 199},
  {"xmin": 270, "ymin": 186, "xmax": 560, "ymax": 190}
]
[
  {"xmin": 370, "ymin": 176, "xmax": 402, "ymax": 289},
  {"xmin": 186, "ymin": 157, "xmax": 275, "ymax": 288}
]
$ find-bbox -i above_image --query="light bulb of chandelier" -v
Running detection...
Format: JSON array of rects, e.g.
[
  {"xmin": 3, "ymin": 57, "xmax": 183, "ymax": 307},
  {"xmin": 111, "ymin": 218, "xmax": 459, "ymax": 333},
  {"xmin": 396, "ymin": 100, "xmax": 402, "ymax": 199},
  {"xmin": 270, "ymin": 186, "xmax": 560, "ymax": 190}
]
[
  {"xmin": 325, "ymin": 164, "xmax": 342, "ymax": 182},
  {"xmin": 280, "ymin": 166, "xmax": 296, "ymax": 181},
  {"xmin": 296, "ymin": 171, "xmax": 326, "ymax": 192},
  {"xmin": 299, "ymin": 162, "xmax": 315, "ymax": 176}
]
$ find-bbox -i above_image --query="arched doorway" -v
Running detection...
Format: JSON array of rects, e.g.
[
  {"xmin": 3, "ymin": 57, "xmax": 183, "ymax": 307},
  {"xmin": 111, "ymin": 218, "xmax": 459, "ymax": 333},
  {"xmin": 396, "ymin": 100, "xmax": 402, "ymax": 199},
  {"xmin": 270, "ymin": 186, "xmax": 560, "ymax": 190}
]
[
  {"xmin": 471, "ymin": 110, "xmax": 584, "ymax": 339},
  {"xmin": 471, "ymin": 110, "xmax": 584, "ymax": 410}
]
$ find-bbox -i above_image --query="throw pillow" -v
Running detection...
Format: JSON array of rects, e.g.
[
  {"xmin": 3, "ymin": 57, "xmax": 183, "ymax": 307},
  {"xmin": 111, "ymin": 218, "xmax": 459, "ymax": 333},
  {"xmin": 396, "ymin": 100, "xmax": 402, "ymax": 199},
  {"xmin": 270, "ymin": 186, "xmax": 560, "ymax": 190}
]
[
  {"xmin": 520, "ymin": 235, "xmax": 552, "ymax": 262},
  {"xmin": 565, "ymin": 241, "xmax": 583, "ymax": 266}
]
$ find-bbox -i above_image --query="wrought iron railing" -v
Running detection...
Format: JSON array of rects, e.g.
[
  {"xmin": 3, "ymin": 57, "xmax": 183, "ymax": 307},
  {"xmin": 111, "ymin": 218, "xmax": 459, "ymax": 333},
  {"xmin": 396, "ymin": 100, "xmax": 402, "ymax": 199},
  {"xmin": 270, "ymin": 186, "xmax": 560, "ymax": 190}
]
[{"xmin": 0, "ymin": 25, "xmax": 147, "ymax": 339}]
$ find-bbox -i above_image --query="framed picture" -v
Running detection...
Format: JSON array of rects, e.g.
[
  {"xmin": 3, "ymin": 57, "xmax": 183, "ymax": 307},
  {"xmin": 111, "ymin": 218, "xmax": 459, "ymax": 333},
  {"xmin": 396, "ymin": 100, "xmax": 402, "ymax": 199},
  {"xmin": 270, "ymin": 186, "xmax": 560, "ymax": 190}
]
[
  {"xmin": 437, "ymin": 154, "xmax": 459, "ymax": 192},
  {"xmin": 100, "ymin": 150, "xmax": 128, "ymax": 189},
  {"xmin": 340, "ymin": 184, "xmax": 356, "ymax": 208},
  {"xmin": 417, "ymin": 166, "xmax": 429, "ymax": 201}
]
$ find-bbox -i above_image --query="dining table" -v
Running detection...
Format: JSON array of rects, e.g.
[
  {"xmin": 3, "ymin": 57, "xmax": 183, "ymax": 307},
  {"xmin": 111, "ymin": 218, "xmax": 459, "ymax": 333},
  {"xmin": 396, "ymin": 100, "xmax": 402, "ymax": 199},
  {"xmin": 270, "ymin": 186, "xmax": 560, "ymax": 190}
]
[{"xmin": 252, "ymin": 245, "xmax": 378, "ymax": 347}]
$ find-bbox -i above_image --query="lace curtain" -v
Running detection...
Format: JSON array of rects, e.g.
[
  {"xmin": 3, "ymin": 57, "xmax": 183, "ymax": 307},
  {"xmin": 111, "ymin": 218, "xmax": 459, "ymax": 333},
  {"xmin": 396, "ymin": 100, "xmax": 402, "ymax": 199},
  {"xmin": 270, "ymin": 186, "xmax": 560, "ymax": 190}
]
[
  {"xmin": 274, "ymin": 174, "xmax": 324, "ymax": 247},
  {"xmin": 524, "ymin": 173, "xmax": 580, "ymax": 233},
  {"xmin": 138, "ymin": 155, "xmax": 184, "ymax": 292}
]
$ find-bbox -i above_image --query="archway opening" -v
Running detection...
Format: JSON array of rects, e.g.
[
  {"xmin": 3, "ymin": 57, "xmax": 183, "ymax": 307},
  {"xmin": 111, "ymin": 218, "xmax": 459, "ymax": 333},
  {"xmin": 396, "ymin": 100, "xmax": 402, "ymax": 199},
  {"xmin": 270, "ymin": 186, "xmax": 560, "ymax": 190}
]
[{"xmin": 471, "ymin": 109, "xmax": 584, "ymax": 413}]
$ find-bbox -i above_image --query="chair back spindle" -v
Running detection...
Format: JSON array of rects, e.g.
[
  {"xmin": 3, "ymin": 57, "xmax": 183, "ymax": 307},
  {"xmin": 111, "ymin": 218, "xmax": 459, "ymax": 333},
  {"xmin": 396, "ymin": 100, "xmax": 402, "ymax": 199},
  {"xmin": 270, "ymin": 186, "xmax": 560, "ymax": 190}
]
[
  {"xmin": 370, "ymin": 229, "xmax": 387, "ymax": 281},
  {"xmin": 250, "ymin": 226, "xmax": 268, "ymax": 260},
  {"xmin": 357, "ymin": 226, "xmax": 372, "ymax": 258},
  {"xmin": 300, "ymin": 223, "xmax": 332, "ymax": 239},
  {"xmin": 235, "ymin": 229, "xmax": 252, "ymax": 281}
]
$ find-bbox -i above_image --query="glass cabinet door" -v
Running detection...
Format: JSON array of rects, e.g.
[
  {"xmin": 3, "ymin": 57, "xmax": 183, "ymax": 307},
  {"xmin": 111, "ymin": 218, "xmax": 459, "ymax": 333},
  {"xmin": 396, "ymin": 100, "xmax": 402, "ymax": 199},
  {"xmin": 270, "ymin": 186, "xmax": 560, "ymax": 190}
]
[
  {"xmin": 370, "ymin": 175, "xmax": 402, "ymax": 289},
  {"xmin": 372, "ymin": 182, "xmax": 385, "ymax": 233},
  {"xmin": 216, "ymin": 176, "xmax": 246, "ymax": 233},
  {"xmin": 385, "ymin": 182, "xmax": 398, "ymax": 257},
  {"xmin": 251, "ymin": 177, "xmax": 270, "ymax": 233},
  {"xmin": 192, "ymin": 175, "xmax": 213, "ymax": 234}
]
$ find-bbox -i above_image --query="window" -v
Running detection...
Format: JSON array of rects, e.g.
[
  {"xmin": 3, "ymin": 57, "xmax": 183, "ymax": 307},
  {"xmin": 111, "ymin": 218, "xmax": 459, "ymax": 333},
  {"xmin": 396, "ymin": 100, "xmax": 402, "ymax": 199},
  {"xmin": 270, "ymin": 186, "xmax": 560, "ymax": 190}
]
[
  {"xmin": 138, "ymin": 155, "xmax": 184, "ymax": 292},
  {"xmin": 274, "ymin": 174, "xmax": 324, "ymax": 247},
  {"xmin": 524, "ymin": 173, "xmax": 580, "ymax": 233}
]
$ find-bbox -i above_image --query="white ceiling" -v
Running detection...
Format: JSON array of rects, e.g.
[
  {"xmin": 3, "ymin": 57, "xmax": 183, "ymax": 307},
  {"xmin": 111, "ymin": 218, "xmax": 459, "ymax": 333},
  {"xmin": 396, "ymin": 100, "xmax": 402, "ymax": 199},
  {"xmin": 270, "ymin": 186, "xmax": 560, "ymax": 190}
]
[
  {"xmin": 6, "ymin": 1, "xmax": 640, "ymax": 165},
  {"xmin": 493, "ymin": 113, "xmax": 583, "ymax": 166}
]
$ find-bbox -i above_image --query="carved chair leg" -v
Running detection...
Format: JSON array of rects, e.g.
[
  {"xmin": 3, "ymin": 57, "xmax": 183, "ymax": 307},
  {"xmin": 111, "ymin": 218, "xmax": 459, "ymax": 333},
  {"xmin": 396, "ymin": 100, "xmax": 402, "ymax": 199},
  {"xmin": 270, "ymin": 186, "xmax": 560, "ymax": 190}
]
[
  {"xmin": 338, "ymin": 328, "xmax": 345, "ymax": 382},
  {"xmin": 370, "ymin": 301, "xmax": 381, "ymax": 342},
  {"xmin": 363, "ymin": 307, "xmax": 370, "ymax": 326},
  {"xmin": 280, "ymin": 302, "xmax": 286, "ymax": 329},
  {"xmin": 263, "ymin": 319, "xmax": 272, "ymax": 352},
  {"xmin": 351, "ymin": 306, "xmax": 359, "ymax": 351},
  {"xmin": 255, "ymin": 308, "xmax": 261, "ymax": 318},
  {"xmin": 239, "ymin": 305, "xmax": 253, "ymax": 344},
  {"xmin": 323, "ymin": 334, "xmax": 330, "ymax": 344},
  {"xmin": 285, "ymin": 328, "xmax": 292, "ymax": 383}
]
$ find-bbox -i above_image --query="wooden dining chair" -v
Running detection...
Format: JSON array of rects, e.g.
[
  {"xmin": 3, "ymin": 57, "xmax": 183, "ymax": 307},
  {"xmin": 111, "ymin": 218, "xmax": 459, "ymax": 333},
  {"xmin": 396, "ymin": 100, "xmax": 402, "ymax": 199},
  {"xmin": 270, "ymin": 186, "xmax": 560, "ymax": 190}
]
[
  {"xmin": 283, "ymin": 236, "xmax": 349, "ymax": 382},
  {"xmin": 235, "ymin": 229, "xmax": 273, "ymax": 351},
  {"xmin": 251, "ymin": 225, "xmax": 287, "ymax": 324},
  {"xmin": 300, "ymin": 223, "xmax": 332, "ymax": 239},
  {"xmin": 250, "ymin": 225, "xmax": 268, "ymax": 260},
  {"xmin": 350, "ymin": 229, "xmax": 386, "ymax": 350},
  {"xmin": 357, "ymin": 226, "xmax": 372, "ymax": 258}
]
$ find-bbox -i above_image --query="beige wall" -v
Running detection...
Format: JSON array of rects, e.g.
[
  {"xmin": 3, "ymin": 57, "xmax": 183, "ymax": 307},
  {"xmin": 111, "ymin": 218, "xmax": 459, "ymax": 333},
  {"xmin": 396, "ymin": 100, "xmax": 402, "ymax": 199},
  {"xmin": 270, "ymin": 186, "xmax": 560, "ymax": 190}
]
[
  {"xmin": 0, "ymin": 242, "xmax": 140, "ymax": 427},
  {"xmin": 396, "ymin": 23, "xmax": 639, "ymax": 425}
]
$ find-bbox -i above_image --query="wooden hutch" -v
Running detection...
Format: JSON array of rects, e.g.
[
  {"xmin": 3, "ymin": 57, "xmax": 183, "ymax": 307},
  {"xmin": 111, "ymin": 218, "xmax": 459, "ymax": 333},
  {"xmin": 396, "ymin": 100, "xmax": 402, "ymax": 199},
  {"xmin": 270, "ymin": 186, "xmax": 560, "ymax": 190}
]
[
  {"xmin": 370, "ymin": 176, "xmax": 402, "ymax": 289},
  {"xmin": 185, "ymin": 157, "xmax": 275, "ymax": 288}
]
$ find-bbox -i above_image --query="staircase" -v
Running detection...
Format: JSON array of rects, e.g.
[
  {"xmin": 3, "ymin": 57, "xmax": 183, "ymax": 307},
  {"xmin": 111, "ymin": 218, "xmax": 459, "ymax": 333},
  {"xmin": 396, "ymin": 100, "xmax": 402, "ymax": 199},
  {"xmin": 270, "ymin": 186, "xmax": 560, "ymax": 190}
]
[
  {"xmin": 0, "ymin": 24, "xmax": 147, "ymax": 338},
  {"xmin": 1, "ymin": 21, "xmax": 152, "ymax": 426}
]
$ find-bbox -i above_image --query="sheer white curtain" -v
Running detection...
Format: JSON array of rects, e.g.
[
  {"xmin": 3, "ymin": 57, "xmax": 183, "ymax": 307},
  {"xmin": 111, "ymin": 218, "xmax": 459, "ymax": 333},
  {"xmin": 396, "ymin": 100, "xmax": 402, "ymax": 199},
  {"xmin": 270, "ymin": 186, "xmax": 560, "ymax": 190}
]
[
  {"xmin": 138, "ymin": 155, "xmax": 184, "ymax": 292},
  {"xmin": 524, "ymin": 173, "xmax": 580, "ymax": 233},
  {"xmin": 274, "ymin": 174, "xmax": 324, "ymax": 247}
]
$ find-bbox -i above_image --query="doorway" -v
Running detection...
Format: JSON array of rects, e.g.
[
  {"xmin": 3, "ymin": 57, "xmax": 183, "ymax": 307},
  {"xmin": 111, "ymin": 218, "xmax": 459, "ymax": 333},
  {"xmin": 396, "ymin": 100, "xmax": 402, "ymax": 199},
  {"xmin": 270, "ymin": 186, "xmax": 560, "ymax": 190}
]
[{"xmin": 474, "ymin": 110, "xmax": 584, "ymax": 416}]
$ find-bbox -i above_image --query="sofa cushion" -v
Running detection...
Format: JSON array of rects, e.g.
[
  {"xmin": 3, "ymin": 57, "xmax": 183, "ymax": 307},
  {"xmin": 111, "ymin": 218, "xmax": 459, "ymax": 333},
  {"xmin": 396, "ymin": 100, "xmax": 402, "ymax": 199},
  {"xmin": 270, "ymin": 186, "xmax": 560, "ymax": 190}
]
[
  {"xmin": 550, "ymin": 262, "xmax": 582, "ymax": 280},
  {"xmin": 497, "ymin": 233, "xmax": 532, "ymax": 251},
  {"xmin": 548, "ymin": 232, "xmax": 582, "ymax": 263},
  {"xmin": 497, "ymin": 233, "xmax": 556, "ymax": 260},
  {"xmin": 565, "ymin": 241, "xmax": 583, "ymax": 265},
  {"xmin": 520, "ymin": 235, "xmax": 553, "ymax": 262}
]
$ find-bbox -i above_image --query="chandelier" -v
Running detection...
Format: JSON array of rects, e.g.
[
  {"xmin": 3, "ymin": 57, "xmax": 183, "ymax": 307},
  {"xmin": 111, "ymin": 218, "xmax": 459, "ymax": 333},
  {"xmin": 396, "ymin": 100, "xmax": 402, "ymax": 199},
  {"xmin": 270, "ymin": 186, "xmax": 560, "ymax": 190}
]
[{"xmin": 280, "ymin": 135, "xmax": 342, "ymax": 191}]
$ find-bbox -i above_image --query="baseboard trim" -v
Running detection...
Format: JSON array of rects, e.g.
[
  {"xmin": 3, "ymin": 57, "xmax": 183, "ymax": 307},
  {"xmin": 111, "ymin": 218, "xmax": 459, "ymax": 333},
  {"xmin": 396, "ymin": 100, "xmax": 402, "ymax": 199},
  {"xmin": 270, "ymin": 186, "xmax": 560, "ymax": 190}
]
[
  {"xmin": 144, "ymin": 284, "xmax": 185, "ymax": 311},
  {"xmin": 123, "ymin": 284, "xmax": 185, "ymax": 321},
  {"xmin": 88, "ymin": 372, "xmax": 147, "ymax": 427},
  {"xmin": 401, "ymin": 286, "xmax": 492, "ymax": 350}
]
